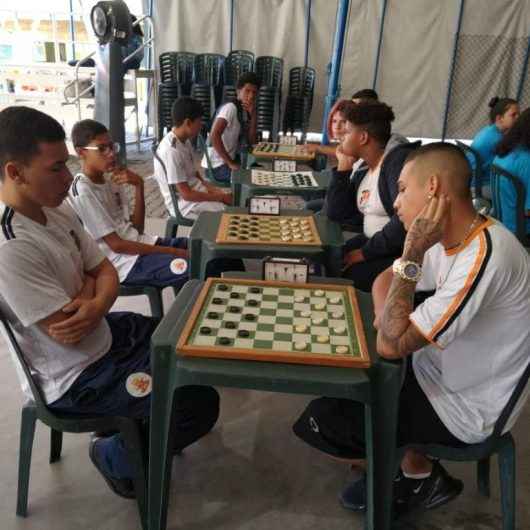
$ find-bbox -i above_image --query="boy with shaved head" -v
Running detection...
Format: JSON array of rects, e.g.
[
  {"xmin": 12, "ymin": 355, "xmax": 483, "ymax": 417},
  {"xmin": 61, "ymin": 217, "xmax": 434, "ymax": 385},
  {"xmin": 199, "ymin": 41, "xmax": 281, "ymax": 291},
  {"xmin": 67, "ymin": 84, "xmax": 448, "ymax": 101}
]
[{"xmin": 294, "ymin": 143, "xmax": 530, "ymax": 517}]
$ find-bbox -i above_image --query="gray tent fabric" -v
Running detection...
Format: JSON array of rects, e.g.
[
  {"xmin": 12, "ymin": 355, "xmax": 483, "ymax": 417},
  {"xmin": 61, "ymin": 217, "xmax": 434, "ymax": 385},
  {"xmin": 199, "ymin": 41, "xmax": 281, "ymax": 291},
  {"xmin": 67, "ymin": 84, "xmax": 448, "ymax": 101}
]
[{"xmin": 151, "ymin": 0, "xmax": 530, "ymax": 139}]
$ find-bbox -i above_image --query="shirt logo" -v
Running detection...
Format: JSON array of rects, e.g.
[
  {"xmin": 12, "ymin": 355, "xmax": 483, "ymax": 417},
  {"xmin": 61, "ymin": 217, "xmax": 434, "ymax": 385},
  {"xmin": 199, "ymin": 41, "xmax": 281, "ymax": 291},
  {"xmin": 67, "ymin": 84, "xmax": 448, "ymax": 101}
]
[
  {"xmin": 359, "ymin": 190, "xmax": 370, "ymax": 206},
  {"xmin": 69, "ymin": 230, "xmax": 81, "ymax": 251}
]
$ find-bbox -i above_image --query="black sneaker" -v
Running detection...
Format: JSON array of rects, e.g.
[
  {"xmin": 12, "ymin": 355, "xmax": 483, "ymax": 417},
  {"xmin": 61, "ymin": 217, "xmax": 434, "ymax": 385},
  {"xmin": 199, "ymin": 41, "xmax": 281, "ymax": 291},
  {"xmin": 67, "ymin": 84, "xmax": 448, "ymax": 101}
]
[
  {"xmin": 88, "ymin": 438, "xmax": 136, "ymax": 499},
  {"xmin": 394, "ymin": 461, "xmax": 463, "ymax": 515}
]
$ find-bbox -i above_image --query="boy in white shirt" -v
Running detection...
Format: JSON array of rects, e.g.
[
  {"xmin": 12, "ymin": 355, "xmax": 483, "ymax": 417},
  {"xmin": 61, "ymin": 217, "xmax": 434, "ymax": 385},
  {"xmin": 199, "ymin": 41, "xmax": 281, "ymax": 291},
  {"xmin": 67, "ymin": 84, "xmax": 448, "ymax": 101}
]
[
  {"xmin": 0, "ymin": 106, "xmax": 219, "ymax": 498},
  {"xmin": 154, "ymin": 96, "xmax": 232, "ymax": 219},
  {"xmin": 294, "ymin": 143, "xmax": 530, "ymax": 517},
  {"xmin": 202, "ymin": 72, "xmax": 260, "ymax": 183}
]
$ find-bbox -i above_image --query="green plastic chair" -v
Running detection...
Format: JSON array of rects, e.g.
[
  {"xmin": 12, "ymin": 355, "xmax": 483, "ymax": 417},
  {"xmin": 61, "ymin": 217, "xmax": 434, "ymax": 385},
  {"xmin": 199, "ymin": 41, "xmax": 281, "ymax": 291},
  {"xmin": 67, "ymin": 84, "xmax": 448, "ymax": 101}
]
[
  {"xmin": 117, "ymin": 284, "xmax": 164, "ymax": 318},
  {"xmin": 399, "ymin": 359, "xmax": 530, "ymax": 530},
  {"xmin": 0, "ymin": 309, "xmax": 148, "ymax": 529},
  {"xmin": 151, "ymin": 141, "xmax": 194, "ymax": 238},
  {"xmin": 490, "ymin": 164, "xmax": 529, "ymax": 247}
]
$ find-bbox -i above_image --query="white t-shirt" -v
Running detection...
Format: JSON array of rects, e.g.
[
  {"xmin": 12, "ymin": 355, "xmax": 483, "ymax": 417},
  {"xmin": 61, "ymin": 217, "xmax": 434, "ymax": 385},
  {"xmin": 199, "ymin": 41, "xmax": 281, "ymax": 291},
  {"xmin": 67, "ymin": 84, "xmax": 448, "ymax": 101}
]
[
  {"xmin": 68, "ymin": 173, "xmax": 157, "ymax": 281},
  {"xmin": 154, "ymin": 131, "xmax": 208, "ymax": 218},
  {"xmin": 0, "ymin": 202, "xmax": 112, "ymax": 404},
  {"xmin": 201, "ymin": 102, "xmax": 241, "ymax": 169},
  {"xmin": 411, "ymin": 219, "xmax": 530, "ymax": 444},
  {"xmin": 356, "ymin": 163, "xmax": 390, "ymax": 237}
]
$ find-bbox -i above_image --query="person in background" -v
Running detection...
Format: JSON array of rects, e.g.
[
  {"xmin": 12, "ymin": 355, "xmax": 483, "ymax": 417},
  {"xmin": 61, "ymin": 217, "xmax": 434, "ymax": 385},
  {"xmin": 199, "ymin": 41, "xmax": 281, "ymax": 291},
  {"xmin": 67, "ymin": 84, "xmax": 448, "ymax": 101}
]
[
  {"xmin": 492, "ymin": 107, "xmax": 530, "ymax": 240},
  {"xmin": 202, "ymin": 72, "xmax": 260, "ymax": 183},
  {"xmin": 469, "ymin": 96, "xmax": 519, "ymax": 197}
]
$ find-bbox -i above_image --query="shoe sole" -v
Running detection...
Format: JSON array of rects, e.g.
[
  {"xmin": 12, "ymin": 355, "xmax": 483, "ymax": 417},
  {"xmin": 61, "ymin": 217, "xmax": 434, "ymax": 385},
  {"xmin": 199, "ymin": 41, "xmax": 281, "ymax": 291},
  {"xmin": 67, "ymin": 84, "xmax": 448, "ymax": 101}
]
[{"xmin": 89, "ymin": 441, "xmax": 136, "ymax": 500}]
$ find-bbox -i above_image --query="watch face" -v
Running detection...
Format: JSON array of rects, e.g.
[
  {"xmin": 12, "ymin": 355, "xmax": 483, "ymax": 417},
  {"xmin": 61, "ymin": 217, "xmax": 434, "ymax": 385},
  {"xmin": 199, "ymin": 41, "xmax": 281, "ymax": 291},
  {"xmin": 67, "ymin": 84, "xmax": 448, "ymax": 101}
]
[
  {"xmin": 263, "ymin": 259, "xmax": 308, "ymax": 282},
  {"xmin": 273, "ymin": 159, "xmax": 296, "ymax": 172},
  {"xmin": 404, "ymin": 263, "xmax": 419, "ymax": 278}
]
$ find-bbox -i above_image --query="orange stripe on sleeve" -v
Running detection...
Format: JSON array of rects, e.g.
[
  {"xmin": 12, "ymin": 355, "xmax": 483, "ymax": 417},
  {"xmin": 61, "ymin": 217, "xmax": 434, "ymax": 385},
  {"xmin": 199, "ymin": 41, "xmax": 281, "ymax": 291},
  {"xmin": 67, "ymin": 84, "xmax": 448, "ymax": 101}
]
[{"xmin": 426, "ymin": 232, "xmax": 487, "ymax": 342}]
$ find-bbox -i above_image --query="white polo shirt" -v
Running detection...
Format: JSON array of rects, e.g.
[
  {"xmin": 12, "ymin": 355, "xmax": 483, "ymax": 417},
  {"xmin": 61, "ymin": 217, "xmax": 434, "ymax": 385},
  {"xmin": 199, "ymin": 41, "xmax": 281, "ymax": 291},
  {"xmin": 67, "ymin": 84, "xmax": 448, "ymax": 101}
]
[
  {"xmin": 155, "ymin": 131, "xmax": 207, "ymax": 218},
  {"xmin": 411, "ymin": 218, "xmax": 530, "ymax": 443},
  {"xmin": 68, "ymin": 173, "xmax": 157, "ymax": 281},
  {"xmin": 201, "ymin": 102, "xmax": 241, "ymax": 169},
  {"xmin": 0, "ymin": 202, "xmax": 112, "ymax": 404},
  {"xmin": 356, "ymin": 163, "xmax": 390, "ymax": 238}
]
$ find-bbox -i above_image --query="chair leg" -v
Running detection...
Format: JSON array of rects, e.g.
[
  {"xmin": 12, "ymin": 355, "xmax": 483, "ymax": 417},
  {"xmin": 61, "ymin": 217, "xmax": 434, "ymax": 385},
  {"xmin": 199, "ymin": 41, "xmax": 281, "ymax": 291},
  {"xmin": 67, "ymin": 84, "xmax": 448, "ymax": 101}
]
[
  {"xmin": 49, "ymin": 429, "xmax": 63, "ymax": 464},
  {"xmin": 147, "ymin": 289, "xmax": 164, "ymax": 319},
  {"xmin": 498, "ymin": 437, "xmax": 516, "ymax": 530},
  {"xmin": 16, "ymin": 404, "xmax": 37, "ymax": 517},
  {"xmin": 164, "ymin": 218, "xmax": 178, "ymax": 239},
  {"xmin": 477, "ymin": 457, "xmax": 490, "ymax": 497}
]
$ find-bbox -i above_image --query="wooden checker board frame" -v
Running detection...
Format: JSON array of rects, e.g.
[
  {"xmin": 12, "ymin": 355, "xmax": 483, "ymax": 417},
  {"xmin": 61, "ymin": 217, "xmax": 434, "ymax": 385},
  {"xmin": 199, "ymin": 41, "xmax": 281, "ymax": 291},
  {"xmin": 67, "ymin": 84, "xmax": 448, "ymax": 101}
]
[
  {"xmin": 215, "ymin": 213, "xmax": 322, "ymax": 246},
  {"xmin": 176, "ymin": 278, "xmax": 371, "ymax": 368},
  {"xmin": 252, "ymin": 142, "xmax": 315, "ymax": 161}
]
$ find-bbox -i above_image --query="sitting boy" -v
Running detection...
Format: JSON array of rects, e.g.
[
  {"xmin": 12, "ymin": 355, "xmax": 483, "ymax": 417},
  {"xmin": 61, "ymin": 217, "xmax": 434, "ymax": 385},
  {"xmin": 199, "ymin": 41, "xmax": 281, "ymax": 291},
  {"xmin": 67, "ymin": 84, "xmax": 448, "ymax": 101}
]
[
  {"xmin": 294, "ymin": 143, "xmax": 530, "ymax": 516},
  {"xmin": 0, "ymin": 106, "xmax": 219, "ymax": 498},
  {"xmin": 154, "ymin": 96, "xmax": 232, "ymax": 220},
  {"xmin": 202, "ymin": 72, "xmax": 260, "ymax": 183}
]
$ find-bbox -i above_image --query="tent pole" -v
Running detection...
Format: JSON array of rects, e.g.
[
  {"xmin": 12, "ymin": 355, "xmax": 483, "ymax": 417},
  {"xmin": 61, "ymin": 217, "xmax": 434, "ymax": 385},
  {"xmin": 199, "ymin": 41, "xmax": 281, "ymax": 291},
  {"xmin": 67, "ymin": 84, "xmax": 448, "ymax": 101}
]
[
  {"xmin": 68, "ymin": 0, "xmax": 76, "ymax": 60},
  {"xmin": 441, "ymin": 0, "xmax": 466, "ymax": 140},
  {"xmin": 516, "ymin": 37, "xmax": 530, "ymax": 101},
  {"xmin": 372, "ymin": 0, "xmax": 388, "ymax": 90},
  {"xmin": 229, "ymin": 0, "xmax": 235, "ymax": 52},
  {"xmin": 304, "ymin": 0, "xmax": 312, "ymax": 67},
  {"xmin": 320, "ymin": 0, "xmax": 350, "ymax": 145}
]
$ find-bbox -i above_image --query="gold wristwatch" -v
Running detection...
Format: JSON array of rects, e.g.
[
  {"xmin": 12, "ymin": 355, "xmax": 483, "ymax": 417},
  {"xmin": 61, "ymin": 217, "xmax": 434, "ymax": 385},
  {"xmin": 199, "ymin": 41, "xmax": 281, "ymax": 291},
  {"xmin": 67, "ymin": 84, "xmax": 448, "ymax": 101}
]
[{"xmin": 392, "ymin": 258, "xmax": 422, "ymax": 283}]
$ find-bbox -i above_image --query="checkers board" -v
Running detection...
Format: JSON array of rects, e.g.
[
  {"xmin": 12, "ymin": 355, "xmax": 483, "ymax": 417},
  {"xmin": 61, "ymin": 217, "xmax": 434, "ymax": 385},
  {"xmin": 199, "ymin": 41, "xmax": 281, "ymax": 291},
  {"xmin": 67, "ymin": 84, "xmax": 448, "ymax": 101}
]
[
  {"xmin": 251, "ymin": 169, "xmax": 319, "ymax": 188},
  {"xmin": 252, "ymin": 142, "xmax": 315, "ymax": 161},
  {"xmin": 176, "ymin": 278, "xmax": 370, "ymax": 368},
  {"xmin": 216, "ymin": 213, "xmax": 321, "ymax": 246}
]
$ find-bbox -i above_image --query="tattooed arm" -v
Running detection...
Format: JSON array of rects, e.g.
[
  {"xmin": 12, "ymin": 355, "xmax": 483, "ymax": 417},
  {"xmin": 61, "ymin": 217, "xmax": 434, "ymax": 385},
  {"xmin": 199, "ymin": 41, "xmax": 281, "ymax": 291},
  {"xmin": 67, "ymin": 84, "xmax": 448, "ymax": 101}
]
[{"xmin": 377, "ymin": 196, "xmax": 449, "ymax": 359}]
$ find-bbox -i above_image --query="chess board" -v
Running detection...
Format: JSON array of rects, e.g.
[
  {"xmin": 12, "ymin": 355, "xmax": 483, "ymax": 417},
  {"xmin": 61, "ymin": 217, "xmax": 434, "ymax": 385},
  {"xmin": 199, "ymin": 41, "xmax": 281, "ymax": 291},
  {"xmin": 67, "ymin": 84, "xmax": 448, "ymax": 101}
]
[
  {"xmin": 216, "ymin": 213, "xmax": 322, "ymax": 246},
  {"xmin": 252, "ymin": 142, "xmax": 315, "ymax": 161},
  {"xmin": 251, "ymin": 170, "xmax": 319, "ymax": 188},
  {"xmin": 176, "ymin": 278, "xmax": 370, "ymax": 368}
]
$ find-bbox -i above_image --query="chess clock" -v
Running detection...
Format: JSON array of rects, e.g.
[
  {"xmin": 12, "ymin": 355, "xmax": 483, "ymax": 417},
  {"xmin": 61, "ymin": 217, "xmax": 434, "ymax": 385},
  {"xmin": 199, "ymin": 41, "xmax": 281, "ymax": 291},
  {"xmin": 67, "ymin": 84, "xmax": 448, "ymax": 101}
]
[
  {"xmin": 262, "ymin": 257, "xmax": 309, "ymax": 283},
  {"xmin": 249, "ymin": 196, "xmax": 281, "ymax": 215},
  {"xmin": 279, "ymin": 135, "xmax": 297, "ymax": 146},
  {"xmin": 273, "ymin": 159, "xmax": 297, "ymax": 172}
]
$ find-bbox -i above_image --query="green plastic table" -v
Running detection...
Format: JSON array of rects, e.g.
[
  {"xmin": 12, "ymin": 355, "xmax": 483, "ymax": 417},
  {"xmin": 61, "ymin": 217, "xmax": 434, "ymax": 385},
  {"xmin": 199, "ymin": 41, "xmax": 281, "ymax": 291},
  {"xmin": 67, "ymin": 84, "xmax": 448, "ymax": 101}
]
[
  {"xmin": 189, "ymin": 208, "xmax": 344, "ymax": 279},
  {"xmin": 148, "ymin": 279, "xmax": 403, "ymax": 530},
  {"xmin": 232, "ymin": 169, "xmax": 332, "ymax": 207}
]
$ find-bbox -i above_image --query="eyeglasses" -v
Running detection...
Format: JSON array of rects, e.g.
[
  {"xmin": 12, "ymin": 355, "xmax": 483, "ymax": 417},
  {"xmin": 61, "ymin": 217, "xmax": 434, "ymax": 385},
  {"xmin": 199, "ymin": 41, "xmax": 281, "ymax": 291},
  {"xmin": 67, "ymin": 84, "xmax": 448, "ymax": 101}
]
[{"xmin": 82, "ymin": 142, "xmax": 121, "ymax": 155}]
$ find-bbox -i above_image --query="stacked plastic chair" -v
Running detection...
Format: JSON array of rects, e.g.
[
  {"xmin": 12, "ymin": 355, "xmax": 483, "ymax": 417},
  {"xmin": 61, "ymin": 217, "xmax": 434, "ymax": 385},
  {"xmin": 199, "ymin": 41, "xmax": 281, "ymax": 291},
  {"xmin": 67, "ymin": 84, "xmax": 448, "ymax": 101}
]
[
  {"xmin": 224, "ymin": 50, "xmax": 255, "ymax": 86},
  {"xmin": 221, "ymin": 85, "xmax": 237, "ymax": 104},
  {"xmin": 193, "ymin": 53, "xmax": 225, "ymax": 109},
  {"xmin": 157, "ymin": 82, "xmax": 181, "ymax": 140},
  {"xmin": 159, "ymin": 51, "xmax": 195, "ymax": 95},
  {"xmin": 255, "ymin": 56, "xmax": 284, "ymax": 91},
  {"xmin": 190, "ymin": 83, "xmax": 216, "ymax": 132},
  {"xmin": 256, "ymin": 86, "xmax": 281, "ymax": 140},
  {"xmin": 283, "ymin": 66, "xmax": 316, "ymax": 134}
]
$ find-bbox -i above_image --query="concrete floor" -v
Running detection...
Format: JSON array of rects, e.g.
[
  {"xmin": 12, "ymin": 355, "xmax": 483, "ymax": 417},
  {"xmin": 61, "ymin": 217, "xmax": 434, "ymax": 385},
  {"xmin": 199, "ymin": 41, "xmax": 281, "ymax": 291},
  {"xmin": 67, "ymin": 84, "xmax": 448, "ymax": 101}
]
[{"xmin": 1, "ymin": 162, "xmax": 529, "ymax": 529}]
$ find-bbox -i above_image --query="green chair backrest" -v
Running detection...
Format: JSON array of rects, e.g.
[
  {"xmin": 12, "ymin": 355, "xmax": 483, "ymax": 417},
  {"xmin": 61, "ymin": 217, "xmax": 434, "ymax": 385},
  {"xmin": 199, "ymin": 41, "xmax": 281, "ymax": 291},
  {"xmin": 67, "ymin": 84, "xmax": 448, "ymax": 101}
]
[{"xmin": 490, "ymin": 164, "xmax": 527, "ymax": 245}]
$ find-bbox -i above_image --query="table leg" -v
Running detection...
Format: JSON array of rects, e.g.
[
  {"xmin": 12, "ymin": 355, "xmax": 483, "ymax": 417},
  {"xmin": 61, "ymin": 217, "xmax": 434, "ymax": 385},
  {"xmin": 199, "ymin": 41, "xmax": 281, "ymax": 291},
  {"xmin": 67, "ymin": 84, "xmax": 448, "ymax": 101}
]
[
  {"xmin": 148, "ymin": 349, "xmax": 176, "ymax": 530},
  {"xmin": 190, "ymin": 238, "xmax": 203, "ymax": 280},
  {"xmin": 324, "ymin": 245, "xmax": 343, "ymax": 277},
  {"xmin": 369, "ymin": 363, "xmax": 402, "ymax": 530},
  {"xmin": 232, "ymin": 182, "xmax": 242, "ymax": 207}
]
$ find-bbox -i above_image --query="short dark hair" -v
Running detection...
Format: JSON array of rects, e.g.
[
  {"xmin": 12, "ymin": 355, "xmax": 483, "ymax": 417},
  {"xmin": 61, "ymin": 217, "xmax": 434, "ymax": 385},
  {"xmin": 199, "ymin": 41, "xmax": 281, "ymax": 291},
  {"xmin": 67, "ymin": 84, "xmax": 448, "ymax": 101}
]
[
  {"xmin": 488, "ymin": 96, "xmax": 518, "ymax": 123},
  {"xmin": 496, "ymin": 108, "xmax": 530, "ymax": 157},
  {"xmin": 343, "ymin": 101, "xmax": 395, "ymax": 146},
  {"xmin": 71, "ymin": 119, "xmax": 108, "ymax": 148},
  {"xmin": 0, "ymin": 106, "xmax": 65, "ymax": 178},
  {"xmin": 406, "ymin": 141, "xmax": 470, "ymax": 168},
  {"xmin": 352, "ymin": 88, "xmax": 379, "ymax": 101},
  {"xmin": 236, "ymin": 72, "xmax": 261, "ymax": 90},
  {"xmin": 171, "ymin": 97, "xmax": 204, "ymax": 127}
]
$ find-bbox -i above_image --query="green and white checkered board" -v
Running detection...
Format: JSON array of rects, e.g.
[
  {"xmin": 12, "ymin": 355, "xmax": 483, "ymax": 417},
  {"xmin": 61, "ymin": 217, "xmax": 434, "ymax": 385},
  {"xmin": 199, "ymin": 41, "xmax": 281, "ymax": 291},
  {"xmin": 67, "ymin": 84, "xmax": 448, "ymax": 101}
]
[
  {"xmin": 251, "ymin": 170, "xmax": 319, "ymax": 188},
  {"xmin": 188, "ymin": 282, "xmax": 361, "ymax": 357}
]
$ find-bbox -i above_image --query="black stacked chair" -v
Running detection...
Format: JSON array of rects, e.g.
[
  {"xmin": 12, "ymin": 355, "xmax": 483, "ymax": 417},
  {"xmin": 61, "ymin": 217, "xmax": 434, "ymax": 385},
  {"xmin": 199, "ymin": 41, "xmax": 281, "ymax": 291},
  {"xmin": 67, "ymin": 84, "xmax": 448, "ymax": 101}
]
[
  {"xmin": 255, "ymin": 56, "xmax": 284, "ymax": 90},
  {"xmin": 283, "ymin": 66, "xmax": 316, "ymax": 134},
  {"xmin": 157, "ymin": 82, "xmax": 181, "ymax": 140},
  {"xmin": 191, "ymin": 83, "xmax": 216, "ymax": 133},
  {"xmin": 194, "ymin": 53, "xmax": 225, "ymax": 108},
  {"xmin": 221, "ymin": 85, "xmax": 237, "ymax": 104},
  {"xmin": 223, "ymin": 50, "xmax": 255, "ymax": 86},
  {"xmin": 256, "ymin": 85, "xmax": 281, "ymax": 141},
  {"xmin": 159, "ymin": 51, "xmax": 195, "ymax": 95}
]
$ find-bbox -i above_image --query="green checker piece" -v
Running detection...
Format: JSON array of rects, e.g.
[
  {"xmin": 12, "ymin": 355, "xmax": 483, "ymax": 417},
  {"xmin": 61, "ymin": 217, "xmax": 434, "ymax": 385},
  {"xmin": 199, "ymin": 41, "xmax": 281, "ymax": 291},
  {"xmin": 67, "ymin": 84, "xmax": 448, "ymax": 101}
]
[{"xmin": 254, "ymin": 340, "xmax": 273, "ymax": 349}]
